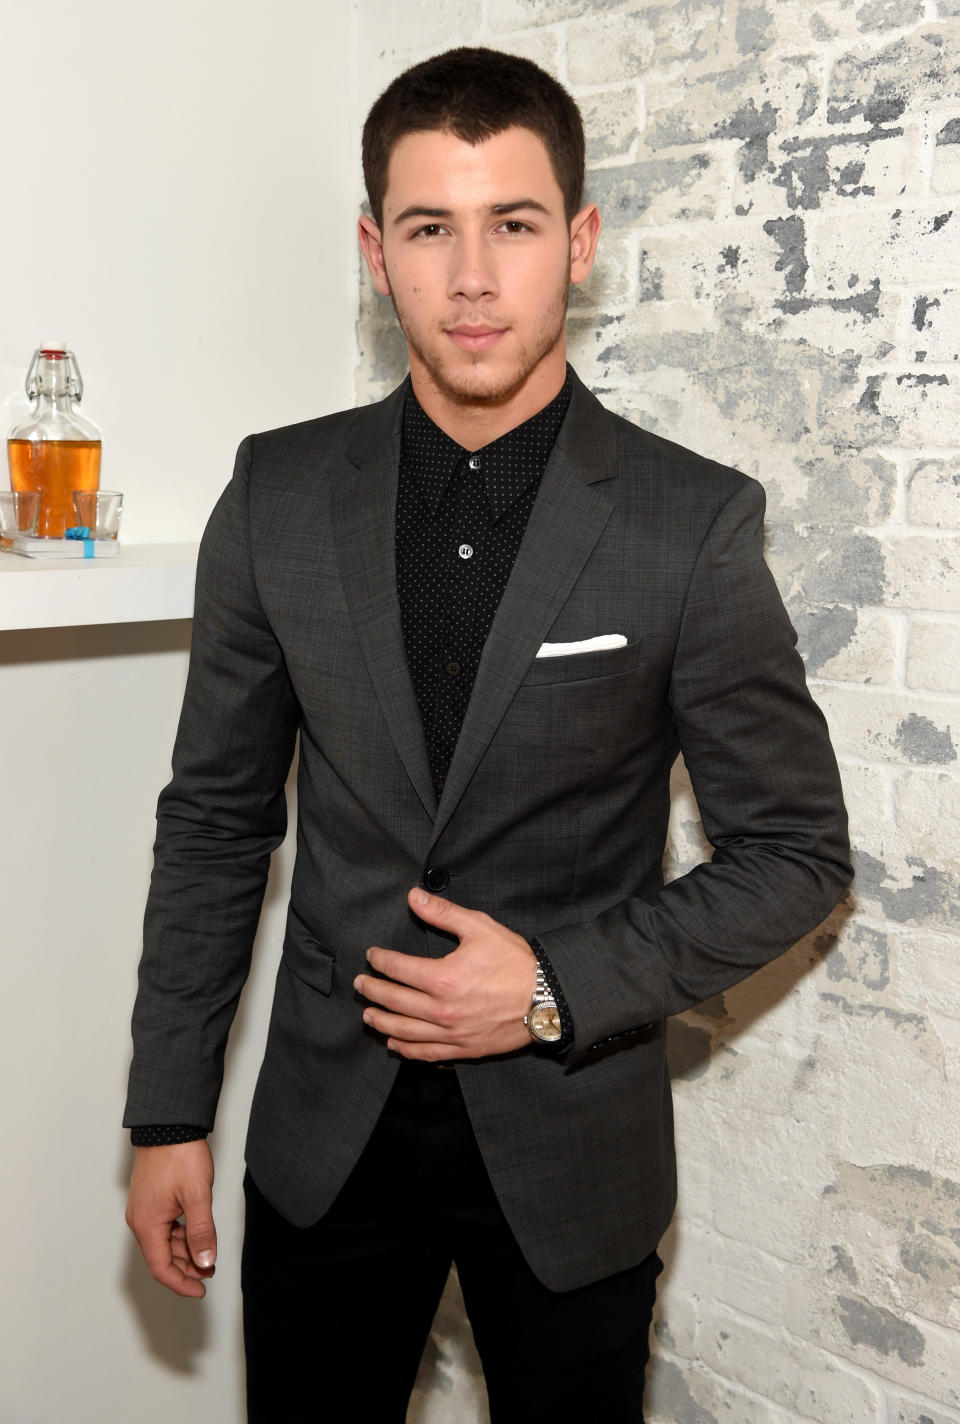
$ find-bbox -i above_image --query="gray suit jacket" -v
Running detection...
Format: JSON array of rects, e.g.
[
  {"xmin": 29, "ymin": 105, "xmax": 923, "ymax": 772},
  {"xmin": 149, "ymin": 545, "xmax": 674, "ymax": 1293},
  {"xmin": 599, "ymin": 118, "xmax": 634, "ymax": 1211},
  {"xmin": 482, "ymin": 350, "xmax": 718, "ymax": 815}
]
[{"xmin": 125, "ymin": 370, "xmax": 851, "ymax": 1291}]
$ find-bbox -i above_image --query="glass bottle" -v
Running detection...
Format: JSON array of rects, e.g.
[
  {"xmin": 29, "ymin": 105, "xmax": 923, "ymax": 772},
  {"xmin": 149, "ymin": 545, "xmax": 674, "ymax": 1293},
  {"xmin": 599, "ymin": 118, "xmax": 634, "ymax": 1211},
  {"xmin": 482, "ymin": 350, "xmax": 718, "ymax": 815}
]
[{"xmin": 7, "ymin": 342, "xmax": 101, "ymax": 538}]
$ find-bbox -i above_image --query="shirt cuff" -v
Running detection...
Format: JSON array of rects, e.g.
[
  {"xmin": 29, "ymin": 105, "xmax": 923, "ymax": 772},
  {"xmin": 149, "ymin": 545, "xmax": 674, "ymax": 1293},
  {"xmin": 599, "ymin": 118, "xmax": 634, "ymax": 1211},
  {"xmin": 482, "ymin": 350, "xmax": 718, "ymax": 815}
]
[
  {"xmin": 528, "ymin": 937, "xmax": 574, "ymax": 1050},
  {"xmin": 130, "ymin": 1125, "xmax": 208, "ymax": 1147}
]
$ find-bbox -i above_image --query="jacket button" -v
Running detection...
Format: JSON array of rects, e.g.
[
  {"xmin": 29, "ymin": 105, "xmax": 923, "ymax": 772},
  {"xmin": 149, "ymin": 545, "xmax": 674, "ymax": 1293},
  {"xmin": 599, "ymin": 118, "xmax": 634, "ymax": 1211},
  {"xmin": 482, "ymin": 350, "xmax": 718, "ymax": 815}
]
[{"xmin": 423, "ymin": 866, "xmax": 449, "ymax": 892}]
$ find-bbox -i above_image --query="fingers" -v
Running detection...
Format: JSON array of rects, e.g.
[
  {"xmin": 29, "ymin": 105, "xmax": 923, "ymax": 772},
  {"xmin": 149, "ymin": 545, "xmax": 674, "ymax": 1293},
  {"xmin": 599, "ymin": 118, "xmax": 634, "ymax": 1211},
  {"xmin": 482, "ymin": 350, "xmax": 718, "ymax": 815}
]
[
  {"xmin": 132, "ymin": 1213, "xmax": 208, "ymax": 1298},
  {"xmin": 353, "ymin": 972, "xmax": 440, "ymax": 1021},
  {"xmin": 361, "ymin": 1004, "xmax": 456, "ymax": 1044},
  {"xmin": 184, "ymin": 1192, "xmax": 218, "ymax": 1274},
  {"xmin": 407, "ymin": 887, "xmax": 485, "ymax": 937},
  {"xmin": 364, "ymin": 945, "xmax": 446, "ymax": 992},
  {"xmin": 171, "ymin": 1223, "xmax": 214, "ymax": 1281}
]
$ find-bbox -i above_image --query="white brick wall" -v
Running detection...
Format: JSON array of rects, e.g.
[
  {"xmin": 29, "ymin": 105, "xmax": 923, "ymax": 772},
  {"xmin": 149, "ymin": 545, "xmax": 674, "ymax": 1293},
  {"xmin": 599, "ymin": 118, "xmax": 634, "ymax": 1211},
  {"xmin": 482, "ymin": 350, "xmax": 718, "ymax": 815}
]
[{"xmin": 353, "ymin": 4, "xmax": 960, "ymax": 1420}]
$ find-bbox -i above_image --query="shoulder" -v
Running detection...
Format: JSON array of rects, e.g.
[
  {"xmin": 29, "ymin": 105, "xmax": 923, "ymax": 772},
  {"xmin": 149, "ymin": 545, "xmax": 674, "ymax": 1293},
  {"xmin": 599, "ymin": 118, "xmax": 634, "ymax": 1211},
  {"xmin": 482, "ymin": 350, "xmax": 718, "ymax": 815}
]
[
  {"xmin": 240, "ymin": 382, "xmax": 406, "ymax": 478},
  {"xmin": 565, "ymin": 370, "xmax": 762, "ymax": 517}
]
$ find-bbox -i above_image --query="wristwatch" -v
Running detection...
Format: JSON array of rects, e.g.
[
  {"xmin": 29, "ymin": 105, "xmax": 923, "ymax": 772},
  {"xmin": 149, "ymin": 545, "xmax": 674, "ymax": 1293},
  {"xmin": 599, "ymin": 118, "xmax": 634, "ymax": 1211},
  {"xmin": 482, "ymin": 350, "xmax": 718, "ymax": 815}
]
[{"xmin": 524, "ymin": 961, "xmax": 562, "ymax": 1044}]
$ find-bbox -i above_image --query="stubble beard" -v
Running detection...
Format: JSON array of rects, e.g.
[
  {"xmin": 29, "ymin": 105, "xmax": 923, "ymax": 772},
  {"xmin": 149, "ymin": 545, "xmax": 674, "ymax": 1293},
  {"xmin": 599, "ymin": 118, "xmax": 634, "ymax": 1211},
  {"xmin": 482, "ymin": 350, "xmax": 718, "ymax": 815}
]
[{"xmin": 388, "ymin": 277, "xmax": 570, "ymax": 407}]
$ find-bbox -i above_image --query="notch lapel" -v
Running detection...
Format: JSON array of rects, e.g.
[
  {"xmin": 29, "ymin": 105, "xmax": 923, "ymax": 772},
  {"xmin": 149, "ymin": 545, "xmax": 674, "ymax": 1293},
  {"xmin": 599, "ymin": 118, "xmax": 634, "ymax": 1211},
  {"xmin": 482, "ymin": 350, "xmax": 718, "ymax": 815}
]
[{"xmin": 332, "ymin": 386, "xmax": 438, "ymax": 820}]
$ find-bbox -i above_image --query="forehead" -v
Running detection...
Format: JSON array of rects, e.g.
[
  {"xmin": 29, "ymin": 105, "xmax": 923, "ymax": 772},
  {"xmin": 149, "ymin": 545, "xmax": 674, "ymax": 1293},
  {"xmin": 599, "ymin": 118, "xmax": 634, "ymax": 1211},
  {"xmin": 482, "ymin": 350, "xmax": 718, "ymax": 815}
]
[{"xmin": 383, "ymin": 125, "xmax": 563, "ymax": 215}]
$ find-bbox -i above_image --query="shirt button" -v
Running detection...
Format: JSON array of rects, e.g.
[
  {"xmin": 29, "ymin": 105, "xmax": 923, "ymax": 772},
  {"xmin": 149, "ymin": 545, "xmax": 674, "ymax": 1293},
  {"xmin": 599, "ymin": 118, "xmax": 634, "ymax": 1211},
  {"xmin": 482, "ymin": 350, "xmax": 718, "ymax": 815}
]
[
  {"xmin": 458, "ymin": 544, "xmax": 474, "ymax": 560},
  {"xmin": 423, "ymin": 866, "xmax": 449, "ymax": 892},
  {"xmin": 446, "ymin": 660, "xmax": 461, "ymax": 676},
  {"xmin": 468, "ymin": 456, "xmax": 481, "ymax": 471}
]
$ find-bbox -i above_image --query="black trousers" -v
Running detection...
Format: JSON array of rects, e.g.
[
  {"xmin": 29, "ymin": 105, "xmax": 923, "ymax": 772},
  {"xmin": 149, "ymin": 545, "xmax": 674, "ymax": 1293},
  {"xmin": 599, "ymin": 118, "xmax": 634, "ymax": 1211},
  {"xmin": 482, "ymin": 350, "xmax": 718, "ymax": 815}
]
[{"xmin": 242, "ymin": 1061, "xmax": 661, "ymax": 1423}]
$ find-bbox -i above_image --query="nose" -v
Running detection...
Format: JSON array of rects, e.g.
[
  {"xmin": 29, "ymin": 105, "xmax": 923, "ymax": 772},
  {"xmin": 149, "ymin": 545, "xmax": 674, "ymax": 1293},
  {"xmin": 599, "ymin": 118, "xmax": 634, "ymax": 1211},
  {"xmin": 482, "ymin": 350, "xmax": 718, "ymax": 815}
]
[{"xmin": 447, "ymin": 232, "xmax": 498, "ymax": 303}]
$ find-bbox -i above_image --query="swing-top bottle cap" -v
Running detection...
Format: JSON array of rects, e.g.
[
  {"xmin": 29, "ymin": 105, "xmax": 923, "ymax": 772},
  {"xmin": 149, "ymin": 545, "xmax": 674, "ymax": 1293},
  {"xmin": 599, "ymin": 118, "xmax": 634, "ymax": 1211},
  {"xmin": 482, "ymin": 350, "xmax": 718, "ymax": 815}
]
[{"xmin": 39, "ymin": 340, "xmax": 67, "ymax": 354}]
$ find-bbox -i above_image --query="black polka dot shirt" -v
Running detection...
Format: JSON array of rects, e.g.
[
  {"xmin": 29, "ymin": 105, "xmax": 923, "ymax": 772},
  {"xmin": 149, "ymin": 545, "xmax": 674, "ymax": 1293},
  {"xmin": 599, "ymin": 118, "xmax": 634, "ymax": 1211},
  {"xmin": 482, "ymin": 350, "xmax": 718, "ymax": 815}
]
[{"xmin": 130, "ymin": 375, "xmax": 574, "ymax": 1146}]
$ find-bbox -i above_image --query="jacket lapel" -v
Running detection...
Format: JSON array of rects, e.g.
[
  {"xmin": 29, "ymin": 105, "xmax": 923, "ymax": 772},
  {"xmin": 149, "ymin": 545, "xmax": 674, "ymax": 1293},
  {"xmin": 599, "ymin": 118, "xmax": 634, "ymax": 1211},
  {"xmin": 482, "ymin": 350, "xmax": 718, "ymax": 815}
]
[
  {"xmin": 429, "ymin": 377, "xmax": 618, "ymax": 847},
  {"xmin": 332, "ymin": 383, "xmax": 438, "ymax": 820}
]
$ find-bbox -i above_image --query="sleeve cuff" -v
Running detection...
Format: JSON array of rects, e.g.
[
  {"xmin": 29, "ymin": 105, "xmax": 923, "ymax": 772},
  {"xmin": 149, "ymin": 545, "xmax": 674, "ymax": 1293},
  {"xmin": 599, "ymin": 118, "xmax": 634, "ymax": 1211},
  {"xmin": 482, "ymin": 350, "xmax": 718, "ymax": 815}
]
[
  {"xmin": 529, "ymin": 937, "xmax": 574, "ymax": 1051},
  {"xmin": 130, "ymin": 1125, "xmax": 209, "ymax": 1147}
]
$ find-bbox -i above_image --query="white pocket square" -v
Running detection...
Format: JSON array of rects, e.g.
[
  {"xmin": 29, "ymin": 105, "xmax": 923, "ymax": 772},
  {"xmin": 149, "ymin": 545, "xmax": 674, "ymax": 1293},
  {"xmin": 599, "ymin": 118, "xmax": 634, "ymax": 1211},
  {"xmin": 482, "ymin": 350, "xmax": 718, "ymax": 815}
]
[{"xmin": 536, "ymin": 634, "xmax": 627, "ymax": 658}]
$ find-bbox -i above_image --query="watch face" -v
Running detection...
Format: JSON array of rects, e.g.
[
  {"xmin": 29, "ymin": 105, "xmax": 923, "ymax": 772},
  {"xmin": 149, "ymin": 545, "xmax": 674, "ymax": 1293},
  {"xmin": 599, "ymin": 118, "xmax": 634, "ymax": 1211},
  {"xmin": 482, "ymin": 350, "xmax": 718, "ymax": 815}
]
[{"xmin": 529, "ymin": 1003, "xmax": 562, "ymax": 1043}]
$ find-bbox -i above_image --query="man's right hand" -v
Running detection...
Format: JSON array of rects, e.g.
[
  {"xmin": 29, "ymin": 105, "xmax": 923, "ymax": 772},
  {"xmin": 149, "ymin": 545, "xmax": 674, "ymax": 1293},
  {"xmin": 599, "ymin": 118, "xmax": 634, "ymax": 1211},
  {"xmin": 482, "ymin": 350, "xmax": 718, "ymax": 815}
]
[{"xmin": 126, "ymin": 1140, "xmax": 216, "ymax": 1298}]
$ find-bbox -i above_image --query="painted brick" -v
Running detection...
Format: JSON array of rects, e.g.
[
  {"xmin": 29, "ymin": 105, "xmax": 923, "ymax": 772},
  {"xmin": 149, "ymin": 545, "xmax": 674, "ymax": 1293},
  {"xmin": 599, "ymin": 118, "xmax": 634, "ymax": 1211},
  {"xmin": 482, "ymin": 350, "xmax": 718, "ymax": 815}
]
[
  {"xmin": 887, "ymin": 1397, "xmax": 960, "ymax": 1424},
  {"xmin": 822, "ymin": 919, "xmax": 891, "ymax": 991},
  {"xmin": 639, "ymin": 0, "xmax": 727, "ymax": 68},
  {"xmin": 892, "ymin": 928, "xmax": 960, "ymax": 1022},
  {"xmin": 698, "ymin": 1303, "xmax": 885, "ymax": 1422},
  {"xmin": 734, "ymin": 122, "xmax": 912, "ymax": 218},
  {"xmin": 796, "ymin": 608, "xmax": 898, "ymax": 683},
  {"xmin": 828, "ymin": 26, "xmax": 960, "ymax": 125},
  {"xmin": 579, "ymin": 85, "xmax": 641, "ymax": 163},
  {"xmin": 568, "ymin": 229, "xmax": 636, "ymax": 310},
  {"xmin": 797, "ymin": 1264, "xmax": 957, "ymax": 1406},
  {"xmin": 813, "ymin": 207, "xmax": 960, "ymax": 294},
  {"xmin": 907, "ymin": 619, "xmax": 960, "ymax": 692},
  {"xmin": 895, "ymin": 769, "xmax": 960, "ymax": 864},
  {"xmin": 866, "ymin": 370, "xmax": 960, "ymax": 449},
  {"xmin": 766, "ymin": 528, "xmax": 887, "ymax": 609},
  {"xmin": 653, "ymin": 1288, "xmax": 700, "ymax": 1361},
  {"xmin": 567, "ymin": 12, "xmax": 656, "ymax": 85},
  {"xmin": 668, "ymin": 1224, "xmax": 791, "ymax": 1324},
  {"xmin": 765, "ymin": 0, "xmax": 927, "ymax": 44},
  {"xmin": 839, "ymin": 762, "xmax": 896, "ymax": 836},
  {"xmin": 852, "ymin": 845, "xmax": 960, "ymax": 930},
  {"xmin": 906, "ymin": 289, "xmax": 960, "ymax": 365},
  {"xmin": 932, "ymin": 134, "xmax": 960, "ymax": 198},
  {"xmin": 586, "ymin": 151, "xmax": 726, "ymax": 229},
  {"xmin": 855, "ymin": 0, "xmax": 927, "ymax": 29},
  {"xmin": 487, "ymin": 0, "xmax": 592, "ymax": 31},
  {"xmin": 883, "ymin": 535, "xmax": 960, "ymax": 612},
  {"xmin": 813, "ymin": 685, "xmax": 959, "ymax": 765},
  {"xmin": 647, "ymin": 1354, "xmax": 798, "ymax": 1424},
  {"xmin": 485, "ymin": 27, "xmax": 561, "ymax": 75},
  {"xmin": 906, "ymin": 460, "xmax": 960, "ymax": 531},
  {"xmin": 811, "ymin": 993, "xmax": 948, "ymax": 1153},
  {"xmin": 643, "ymin": 52, "xmax": 822, "ymax": 166},
  {"xmin": 814, "ymin": 1158, "xmax": 960, "ymax": 1333}
]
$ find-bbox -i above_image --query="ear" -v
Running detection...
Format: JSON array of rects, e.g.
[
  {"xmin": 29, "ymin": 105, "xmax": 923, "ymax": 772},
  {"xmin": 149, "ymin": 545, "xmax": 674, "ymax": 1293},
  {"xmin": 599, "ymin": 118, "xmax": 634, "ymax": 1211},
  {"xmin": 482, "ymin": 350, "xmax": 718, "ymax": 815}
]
[
  {"xmin": 569, "ymin": 203, "xmax": 602, "ymax": 287},
  {"xmin": 358, "ymin": 215, "xmax": 392, "ymax": 297}
]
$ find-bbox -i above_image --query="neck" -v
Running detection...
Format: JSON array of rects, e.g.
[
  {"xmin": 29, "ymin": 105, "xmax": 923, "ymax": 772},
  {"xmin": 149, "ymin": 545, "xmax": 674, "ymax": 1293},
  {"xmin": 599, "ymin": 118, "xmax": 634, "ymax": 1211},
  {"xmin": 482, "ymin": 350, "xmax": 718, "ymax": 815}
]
[{"xmin": 408, "ymin": 348, "xmax": 568, "ymax": 450}]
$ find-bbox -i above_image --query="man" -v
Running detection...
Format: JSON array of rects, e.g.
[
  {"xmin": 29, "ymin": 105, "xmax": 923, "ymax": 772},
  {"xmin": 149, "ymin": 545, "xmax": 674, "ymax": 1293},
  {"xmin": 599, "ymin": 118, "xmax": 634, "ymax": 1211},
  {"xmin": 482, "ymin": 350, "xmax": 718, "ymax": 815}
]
[{"xmin": 125, "ymin": 47, "xmax": 851, "ymax": 1422}]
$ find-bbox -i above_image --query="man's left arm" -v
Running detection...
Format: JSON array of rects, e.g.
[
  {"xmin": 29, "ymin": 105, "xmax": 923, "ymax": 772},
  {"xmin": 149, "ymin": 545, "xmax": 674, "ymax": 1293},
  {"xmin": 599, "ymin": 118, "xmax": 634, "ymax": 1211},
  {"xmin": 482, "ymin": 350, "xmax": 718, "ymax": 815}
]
[
  {"xmin": 358, "ymin": 478, "xmax": 851, "ymax": 1061},
  {"xmin": 527, "ymin": 476, "xmax": 852, "ymax": 1056}
]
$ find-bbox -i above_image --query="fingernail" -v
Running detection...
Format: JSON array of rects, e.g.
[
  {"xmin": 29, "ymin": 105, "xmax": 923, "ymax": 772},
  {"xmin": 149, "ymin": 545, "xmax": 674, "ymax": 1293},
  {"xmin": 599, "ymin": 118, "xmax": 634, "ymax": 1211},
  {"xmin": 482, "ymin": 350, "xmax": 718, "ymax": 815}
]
[
  {"xmin": 413, "ymin": 889, "xmax": 429, "ymax": 906},
  {"xmin": 363, "ymin": 1009, "xmax": 373, "ymax": 1024},
  {"xmin": 353, "ymin": 975, "xmax": 362, "ymax": 992},
  {"xmin": 365, "ymin": 947, "xmax": 373, "ymax": 962},
  {"xmin": 197, "ymin": 1250, "xmax": 215, "ymax": 1268}
]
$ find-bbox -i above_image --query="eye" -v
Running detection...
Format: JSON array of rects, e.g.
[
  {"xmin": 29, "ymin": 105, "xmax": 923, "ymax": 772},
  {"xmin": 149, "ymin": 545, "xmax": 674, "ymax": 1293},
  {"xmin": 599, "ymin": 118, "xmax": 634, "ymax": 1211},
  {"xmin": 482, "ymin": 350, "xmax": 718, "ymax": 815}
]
[
  {"xmin": 498, "ymin": 220, "xmax": 531, "ymax": 234},
  {"xmin": 413, "ymin": 223, "xmax": 448, "ymax": 239}
]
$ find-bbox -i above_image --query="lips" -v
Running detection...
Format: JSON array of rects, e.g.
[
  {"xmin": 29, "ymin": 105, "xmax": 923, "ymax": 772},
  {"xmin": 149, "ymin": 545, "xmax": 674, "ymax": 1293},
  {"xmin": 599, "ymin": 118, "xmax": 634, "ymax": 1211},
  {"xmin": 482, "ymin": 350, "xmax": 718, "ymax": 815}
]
[{"xmin": 446, "ymin": 324, "xmax": 506, "ymax": 352}]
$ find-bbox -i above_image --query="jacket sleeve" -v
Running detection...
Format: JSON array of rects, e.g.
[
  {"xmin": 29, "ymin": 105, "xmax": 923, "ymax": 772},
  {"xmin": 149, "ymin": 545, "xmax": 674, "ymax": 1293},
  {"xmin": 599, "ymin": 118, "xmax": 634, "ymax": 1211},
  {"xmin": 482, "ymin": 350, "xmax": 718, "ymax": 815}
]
[
  {"xmin": 124, "ymin": 436, "xmax": 300, "ymax": 1127},
  {"xmin": 534, "ymin": 477, "xmax": 852, "ymax": 1062}
]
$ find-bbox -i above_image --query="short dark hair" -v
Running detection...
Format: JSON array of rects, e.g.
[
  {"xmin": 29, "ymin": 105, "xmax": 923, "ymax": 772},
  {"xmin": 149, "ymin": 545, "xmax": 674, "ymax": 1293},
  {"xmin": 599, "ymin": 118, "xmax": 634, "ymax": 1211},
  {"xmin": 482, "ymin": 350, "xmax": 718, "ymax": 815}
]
[{"xmin": 362, "ymin": 47, "xmax": 585, "ymax": 228}]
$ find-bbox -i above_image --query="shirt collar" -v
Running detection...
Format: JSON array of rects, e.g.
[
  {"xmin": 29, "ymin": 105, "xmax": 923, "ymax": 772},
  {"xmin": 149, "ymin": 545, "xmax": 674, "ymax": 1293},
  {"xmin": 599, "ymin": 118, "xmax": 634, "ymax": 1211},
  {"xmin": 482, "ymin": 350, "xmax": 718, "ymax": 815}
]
[{"xmin": 401, "ymin": 372, "xmax": 573, "ymax": 522}]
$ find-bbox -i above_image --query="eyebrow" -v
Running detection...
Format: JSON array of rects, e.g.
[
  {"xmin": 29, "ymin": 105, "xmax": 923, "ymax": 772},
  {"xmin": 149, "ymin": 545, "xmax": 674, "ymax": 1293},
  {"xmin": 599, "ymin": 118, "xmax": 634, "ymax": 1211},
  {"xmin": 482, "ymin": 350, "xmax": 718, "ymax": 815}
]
[{"xmin": 392, "ymin": 198, "xmax": 552, "ymax": 226}]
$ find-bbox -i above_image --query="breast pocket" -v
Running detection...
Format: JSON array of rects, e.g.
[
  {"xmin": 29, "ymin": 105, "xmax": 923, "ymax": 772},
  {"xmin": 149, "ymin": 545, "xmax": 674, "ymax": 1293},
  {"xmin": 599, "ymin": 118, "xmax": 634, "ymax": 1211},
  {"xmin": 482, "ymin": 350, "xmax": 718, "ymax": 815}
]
[{"xmin": 523, "ymin": 638, "xmax": 645, "ymax": 687}]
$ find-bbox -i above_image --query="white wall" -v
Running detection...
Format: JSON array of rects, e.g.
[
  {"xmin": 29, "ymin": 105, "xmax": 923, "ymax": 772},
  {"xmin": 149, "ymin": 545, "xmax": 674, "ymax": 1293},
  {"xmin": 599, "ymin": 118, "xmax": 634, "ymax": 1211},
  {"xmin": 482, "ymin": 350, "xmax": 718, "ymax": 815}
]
[
  {"xmin": 0, "ymin": 4, "xmax": 358, "ymax": 1421},
  {"xmin": 0, "ymin": 0, "xmax": 358, "ymax": 542}
]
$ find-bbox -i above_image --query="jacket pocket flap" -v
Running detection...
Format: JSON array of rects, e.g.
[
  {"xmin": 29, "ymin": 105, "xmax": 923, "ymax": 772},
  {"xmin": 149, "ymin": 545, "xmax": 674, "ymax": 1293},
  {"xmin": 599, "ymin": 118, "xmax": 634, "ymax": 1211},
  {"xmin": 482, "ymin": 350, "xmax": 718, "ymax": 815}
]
[{"xmin": 283, "ymin": 908, "xmax": 336, "ymax": 996}]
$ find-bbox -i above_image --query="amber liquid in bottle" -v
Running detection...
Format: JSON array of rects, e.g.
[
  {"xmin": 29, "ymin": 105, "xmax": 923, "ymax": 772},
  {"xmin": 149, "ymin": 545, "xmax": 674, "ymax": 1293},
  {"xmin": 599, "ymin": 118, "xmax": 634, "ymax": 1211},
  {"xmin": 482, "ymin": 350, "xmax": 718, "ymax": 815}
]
[{"xmin": 7, "ymin": 438, "xmax": 102, "ymax": 538}]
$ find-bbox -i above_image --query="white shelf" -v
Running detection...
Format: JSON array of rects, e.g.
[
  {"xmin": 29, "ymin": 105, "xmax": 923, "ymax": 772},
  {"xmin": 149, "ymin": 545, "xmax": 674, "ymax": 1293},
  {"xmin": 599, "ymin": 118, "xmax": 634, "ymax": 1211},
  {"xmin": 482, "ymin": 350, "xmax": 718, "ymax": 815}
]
[{"xmin": 0, "ymin": 542, "xmax": 198, "ymax": 630}]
